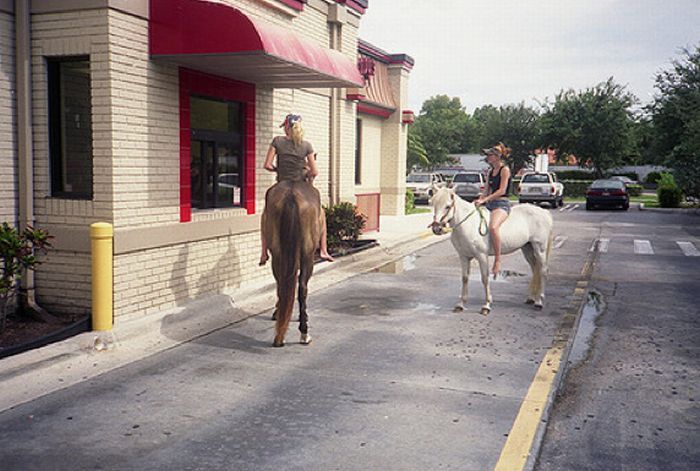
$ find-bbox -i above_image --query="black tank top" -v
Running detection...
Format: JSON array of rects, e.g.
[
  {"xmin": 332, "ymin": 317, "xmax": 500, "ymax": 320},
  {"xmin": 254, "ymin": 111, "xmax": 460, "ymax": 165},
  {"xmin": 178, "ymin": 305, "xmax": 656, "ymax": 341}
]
[{"xmin": 488, "ymin": 166, "xmax": 511, "ymax": 197}]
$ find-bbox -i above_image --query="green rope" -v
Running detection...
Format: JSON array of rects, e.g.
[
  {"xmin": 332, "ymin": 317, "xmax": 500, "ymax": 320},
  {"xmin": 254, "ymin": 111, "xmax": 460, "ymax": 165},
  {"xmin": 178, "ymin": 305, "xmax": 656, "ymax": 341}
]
[{"xmin": 452, "ymin": 205, "xmax": 489, "ymax": 236}]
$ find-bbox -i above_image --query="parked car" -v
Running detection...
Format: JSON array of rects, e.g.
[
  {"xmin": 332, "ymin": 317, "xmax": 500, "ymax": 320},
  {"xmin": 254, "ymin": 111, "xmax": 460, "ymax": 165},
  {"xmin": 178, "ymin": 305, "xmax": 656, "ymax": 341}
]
[
  {"xmin": 518, "ymin": 172, "xmax": 564, "ymax": 208},
  {"xmin": 406, "ymin": 172, "xmax": 446, "ymax": 203},
  {"xmin": 585, "ymin": 179, "xmax": 629, "ymax": 210},
  {"xmin": 452, "ymin": 172, "xmax": 485, "ymax": 201},
  {"xmin": 609, "ymin": 175, "xmax": 638, "ymax": 186}
]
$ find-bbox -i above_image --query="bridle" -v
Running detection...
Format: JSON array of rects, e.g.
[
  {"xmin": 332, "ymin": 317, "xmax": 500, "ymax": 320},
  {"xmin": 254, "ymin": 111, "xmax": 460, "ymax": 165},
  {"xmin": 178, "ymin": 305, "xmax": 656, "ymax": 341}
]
[{"xmin": 431, "ymin": 193, "xmax": 489, "ymax": 236}]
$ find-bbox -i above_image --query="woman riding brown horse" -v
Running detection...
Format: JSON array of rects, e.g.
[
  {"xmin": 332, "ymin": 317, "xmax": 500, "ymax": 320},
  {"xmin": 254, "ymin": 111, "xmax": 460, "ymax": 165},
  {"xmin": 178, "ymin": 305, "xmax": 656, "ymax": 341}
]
[{"xmin": 259, "ymin": 114, "xmax": 330, "ymax": 346}]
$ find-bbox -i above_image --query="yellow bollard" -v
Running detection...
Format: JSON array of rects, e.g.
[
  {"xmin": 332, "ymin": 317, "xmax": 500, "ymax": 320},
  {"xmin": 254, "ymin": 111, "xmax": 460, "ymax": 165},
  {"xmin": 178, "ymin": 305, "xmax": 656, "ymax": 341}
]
[{"xmin": 90, "ymin": 222, "xmax": 113, "ymax": 331}]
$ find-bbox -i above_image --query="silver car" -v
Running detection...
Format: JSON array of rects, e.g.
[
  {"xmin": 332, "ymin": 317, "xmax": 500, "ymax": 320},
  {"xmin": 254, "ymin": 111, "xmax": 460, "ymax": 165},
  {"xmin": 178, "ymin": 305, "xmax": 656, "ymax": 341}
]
[{"xmin": 452, "ymin": 172, "xmax": 485, "ymax": 201}]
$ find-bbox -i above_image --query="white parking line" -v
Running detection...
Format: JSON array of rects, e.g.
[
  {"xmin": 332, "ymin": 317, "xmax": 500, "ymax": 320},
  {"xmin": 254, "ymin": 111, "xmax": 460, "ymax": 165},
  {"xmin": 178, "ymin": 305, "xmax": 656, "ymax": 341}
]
[
  {"xmin": 553, "ymin": 236, "xmax": 568, "ymax": 249},
  {"xmin": 634, "ymin": 239, "xmax": 654, "ymax": 255},
  {"xmin": 559, "ymin": 204, "xmax": 572, "ymax": 212},
  {"xmin": 589, "ymin": 238, "xmax": 609, "ymax": 253},
  {"xmin": 676, "ymin": 241, "xmax": 700, "ymax": 257},
  {"xmin": 566, "ymin": 204, "xmax": 578, "ymax": 212}
]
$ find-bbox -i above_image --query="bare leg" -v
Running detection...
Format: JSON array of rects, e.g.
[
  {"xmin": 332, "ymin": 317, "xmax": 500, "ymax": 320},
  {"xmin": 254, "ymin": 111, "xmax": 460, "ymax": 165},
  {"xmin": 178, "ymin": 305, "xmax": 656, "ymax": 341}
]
[
  {"xmin": 489, "ymin": 208, "xmax": 508, "ymax": 278},
  {"xmin": 319, "ymin": 212, "xmax": 334, "ymax": 262}
]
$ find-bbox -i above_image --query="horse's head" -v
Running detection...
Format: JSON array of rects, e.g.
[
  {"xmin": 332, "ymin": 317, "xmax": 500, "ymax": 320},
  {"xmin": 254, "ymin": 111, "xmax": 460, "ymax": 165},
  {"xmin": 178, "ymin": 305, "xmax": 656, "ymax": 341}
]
[{"xmin": 430, "ymin": 187, "xmax": 456, "ymax": 235}]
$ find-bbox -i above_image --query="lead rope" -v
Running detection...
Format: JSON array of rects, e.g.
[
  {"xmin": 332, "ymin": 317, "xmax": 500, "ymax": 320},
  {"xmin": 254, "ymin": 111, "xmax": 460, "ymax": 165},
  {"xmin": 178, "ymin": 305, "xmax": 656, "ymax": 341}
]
[{"xmin": 451, "ymin": 205, "xmax": 489, "ymax": 236}]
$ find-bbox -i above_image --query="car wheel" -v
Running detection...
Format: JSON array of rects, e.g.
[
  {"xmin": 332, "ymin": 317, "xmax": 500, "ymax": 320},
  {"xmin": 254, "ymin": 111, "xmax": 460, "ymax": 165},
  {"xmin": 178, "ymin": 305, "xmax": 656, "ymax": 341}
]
[
  {"xmin": 623, "ymin": 202, "xmax": 629, "ymax": 210},
  {"xmin": 585, "ymin": 202, "xmax": 592, "ymax": 211}
]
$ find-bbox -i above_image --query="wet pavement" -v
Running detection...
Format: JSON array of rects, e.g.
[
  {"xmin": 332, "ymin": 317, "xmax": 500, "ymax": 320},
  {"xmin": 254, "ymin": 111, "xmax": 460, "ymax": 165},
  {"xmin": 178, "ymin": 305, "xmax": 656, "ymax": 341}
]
[
  {"xmin": 536, "ymin": 209, "xmax": 700, "ymax": 470},
  {"xmin": 0, "ymin": 215, "xmax": 592, "ymax": 470}
]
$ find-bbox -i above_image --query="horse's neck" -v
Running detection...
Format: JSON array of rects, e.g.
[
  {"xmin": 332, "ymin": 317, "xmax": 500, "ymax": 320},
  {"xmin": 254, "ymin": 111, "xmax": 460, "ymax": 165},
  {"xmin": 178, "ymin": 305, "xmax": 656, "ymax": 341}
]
[{"xmin": 452, "ymin": 198, "xmax": 474, "ymax": 224}]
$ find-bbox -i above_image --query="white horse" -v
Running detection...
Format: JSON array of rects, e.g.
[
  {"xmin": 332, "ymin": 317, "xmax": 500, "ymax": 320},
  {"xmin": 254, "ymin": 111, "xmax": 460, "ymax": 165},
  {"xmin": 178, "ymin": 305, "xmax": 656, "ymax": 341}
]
[{"xmin": 430, "ymin": 187, "xmax": 553, "ymax": 315}]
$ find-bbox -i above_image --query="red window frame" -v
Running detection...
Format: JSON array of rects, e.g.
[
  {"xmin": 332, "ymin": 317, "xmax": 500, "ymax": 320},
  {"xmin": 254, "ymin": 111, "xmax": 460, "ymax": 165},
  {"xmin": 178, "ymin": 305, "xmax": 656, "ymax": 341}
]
[{"xmin": 179, "ymin": 68, "xmax": 256, "ymax": 221}]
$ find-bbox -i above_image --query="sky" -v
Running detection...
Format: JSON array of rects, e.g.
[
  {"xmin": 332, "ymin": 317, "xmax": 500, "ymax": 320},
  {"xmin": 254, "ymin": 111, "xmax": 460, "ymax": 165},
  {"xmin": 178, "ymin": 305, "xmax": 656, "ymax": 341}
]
[{"xmin": 358, "ymin": 0, "xmax": 700, "ymax": 113}]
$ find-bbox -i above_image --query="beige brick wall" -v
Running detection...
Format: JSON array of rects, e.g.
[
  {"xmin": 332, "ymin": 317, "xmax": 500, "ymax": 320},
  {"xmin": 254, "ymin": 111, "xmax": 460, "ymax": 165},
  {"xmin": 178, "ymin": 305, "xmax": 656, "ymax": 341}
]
[
  {"xmin": 35, "ymin": 251, "xmax": 92, "ymax": 316},
  {"xmin": 355, "ymin": 114, "xmax": 382, "ymax": 193},
  {"xmin": 0, "ymin": 11, "xmax": 17, "ymax": 225},
  {"xmin": 380, "ymin": 66, "xmax": 410, "ymax": 215},
  {"xmin": 113, "ymin": 231, "xmax": 269, "ymax": 318},
  {"xmin": 31, "ymin": 9, "xmax": 111, "ymax": 227},
  {"xmin": 107, "ymin": 9, "xmax": 180, "ymax": 229}
]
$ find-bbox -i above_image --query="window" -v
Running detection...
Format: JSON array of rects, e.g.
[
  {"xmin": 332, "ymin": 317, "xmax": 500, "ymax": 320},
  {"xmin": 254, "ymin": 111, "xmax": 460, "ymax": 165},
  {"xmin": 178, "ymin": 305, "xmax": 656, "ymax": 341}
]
[
  {"xmin": 48, "ymin": 56, "xmax": 93, "ymax": 199},
  {"xmin": 355, "ymin": 118, "xmax": 362, "ymax": 185},
  {"xmin": 522, "ymin": 174, "xmax": 550, "ymax": 183},
  {"xmin": 453, "ymin": 173, "xmax": 482, "ymax": 183},
  {"xmin": 190, "ymin": 96, "xmax": 244, "ymax": 209}
]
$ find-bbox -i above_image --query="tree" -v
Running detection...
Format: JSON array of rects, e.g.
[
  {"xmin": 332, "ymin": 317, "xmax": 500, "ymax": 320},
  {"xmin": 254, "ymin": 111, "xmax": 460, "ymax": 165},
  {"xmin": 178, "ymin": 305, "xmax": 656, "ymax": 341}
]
[
  {"xmin": 649, "ymin": 46, "xmax": 700, "ymax": 198},
  {"xmin": 407, "ymin": 128, "xmax": 429, "ymax": 171},
  {"xmin": 472, "ymin": 103, "xmax": 541, "ymax": 174},
  {"xmin": 540, "ymin": 78, "xmax": 637, "ymax": 178},
  {"xmin": 411, "ymin": 95, "xmax": 477, "ymax": 168}
]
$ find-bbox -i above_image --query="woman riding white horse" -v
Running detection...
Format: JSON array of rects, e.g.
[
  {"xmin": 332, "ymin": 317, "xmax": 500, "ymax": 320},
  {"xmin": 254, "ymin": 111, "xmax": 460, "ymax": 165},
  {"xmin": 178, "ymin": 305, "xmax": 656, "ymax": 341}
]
[{"xmin": 430, "ymin": 185, "xmax": 553, "ymax": 315}]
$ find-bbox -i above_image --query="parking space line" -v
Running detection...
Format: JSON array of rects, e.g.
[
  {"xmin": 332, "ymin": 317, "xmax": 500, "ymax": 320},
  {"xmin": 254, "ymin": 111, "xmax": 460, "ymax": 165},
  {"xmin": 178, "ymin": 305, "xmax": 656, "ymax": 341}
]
[
  {"xmin": 566, "ymin": 204, "xmax": 578, "ymax": 212},
  {"xmin": 588, "ymin": 238, "xmax": 609, "ymax": 253},
  {"xmin": 553, "ymin": 236, "xmax": 567, "ymax": 249},
  {"xmin": 559, "ymin": 204, "xmax": 571, "ymax": 212},
  {"xmin": 676, "ymin": 241, "xmax": 700, "ymax": 257},
  {"xmin": 634, "ymin": 239, "xmax": 654, "ymax": 255}
]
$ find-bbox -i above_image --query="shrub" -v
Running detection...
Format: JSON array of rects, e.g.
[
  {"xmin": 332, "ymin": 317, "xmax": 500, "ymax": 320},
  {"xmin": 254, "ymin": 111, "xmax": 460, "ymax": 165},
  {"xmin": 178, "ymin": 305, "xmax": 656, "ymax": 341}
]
[
  {"xmin": 645, "ymin": 171, "xmax": 662, "ymax": 184},
  {"xmin": 552, "ymin": 169, "xmax": 596, "ymax": 180},
  {"xmin": 324, "ymin": 202, "xmax": 367, "ymax": 250},
  {"xmin": 626, "ymin": 184, "xmax": 643, "ymax": 197},
  {"xmin": 405, "ymin": 188, "xmax": 415, "ymax": 213},
  {"xmin": 560, "ymin": 180, "xmax": 595, "ymax": 197},
  {"xmin": 0, "ymin": 223, "xmax": 52, "ymax": 333},
  {"xmin": 657, "ymin": 173, "xmax": 682, "ymax": 208}
]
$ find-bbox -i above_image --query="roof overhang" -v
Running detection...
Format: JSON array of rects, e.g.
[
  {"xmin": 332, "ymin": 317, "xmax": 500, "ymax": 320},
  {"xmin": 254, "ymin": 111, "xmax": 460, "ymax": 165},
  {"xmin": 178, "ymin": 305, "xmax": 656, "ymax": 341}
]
[{"xmin": 149, "ymin": 0, "xmax": 364, "ymax": 88}]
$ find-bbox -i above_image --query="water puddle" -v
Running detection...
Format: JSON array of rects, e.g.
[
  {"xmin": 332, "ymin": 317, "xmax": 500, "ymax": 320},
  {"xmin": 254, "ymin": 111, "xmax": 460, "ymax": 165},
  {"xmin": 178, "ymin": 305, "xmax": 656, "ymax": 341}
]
[
  {"xmin": 376, "ymin": 254, "xmax": 417, "ymax": 274},
  {"xmin": 568, "ymin": 291, "xmax": 606, "ymax": 367}
]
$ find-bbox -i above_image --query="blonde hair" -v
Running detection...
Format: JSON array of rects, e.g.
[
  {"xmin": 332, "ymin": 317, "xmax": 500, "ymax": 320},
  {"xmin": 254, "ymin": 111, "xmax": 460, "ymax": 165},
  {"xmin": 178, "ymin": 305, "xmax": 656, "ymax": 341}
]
[
  {"xmin": 492, "ymin": 142, "xmax": 512, "ymax": 160},
  {"xmin": 290, "ymin": 121, "xmax": 304, "ymax": 147}
]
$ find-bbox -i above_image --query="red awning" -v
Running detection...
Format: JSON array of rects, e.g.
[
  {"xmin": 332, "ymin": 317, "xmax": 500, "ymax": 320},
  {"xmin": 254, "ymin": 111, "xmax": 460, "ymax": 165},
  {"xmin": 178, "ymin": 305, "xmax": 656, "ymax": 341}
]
[{"xmin": 149, "ymin": 0, "xmax": 364, "ymax": 88}]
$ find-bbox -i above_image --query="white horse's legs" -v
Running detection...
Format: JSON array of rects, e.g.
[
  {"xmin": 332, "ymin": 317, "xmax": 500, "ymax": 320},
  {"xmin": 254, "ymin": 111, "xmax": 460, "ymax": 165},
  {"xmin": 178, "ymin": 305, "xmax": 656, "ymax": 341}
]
[
  {"xmin": 531, "ymin": 243, "xmax": 548, "ymax": 309},
  {"xmin": 454, "ymin": 255, "xmax": 472, "ymax": 312},
  {"xmin": 477, "ymin": 254, "xmax": 492, "ymax": 315},
  {"xmin": 521, "ymin": 243, "xmax": 538, "ymax": 304}
]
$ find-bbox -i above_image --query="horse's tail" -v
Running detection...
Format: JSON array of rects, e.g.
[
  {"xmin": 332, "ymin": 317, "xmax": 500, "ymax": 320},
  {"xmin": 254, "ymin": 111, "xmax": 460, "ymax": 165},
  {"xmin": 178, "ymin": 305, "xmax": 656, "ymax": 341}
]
[{"xmin": 273, "ymin": 190, "xmax": 300, "ymax": 347}]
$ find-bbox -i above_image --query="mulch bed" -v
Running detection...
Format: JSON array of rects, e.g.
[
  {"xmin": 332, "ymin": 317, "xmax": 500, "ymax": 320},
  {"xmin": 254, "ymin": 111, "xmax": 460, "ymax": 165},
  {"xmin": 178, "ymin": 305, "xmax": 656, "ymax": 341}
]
[{"xmin": 0, "ymin": 312, "xmax": 89, "ymax": 359}]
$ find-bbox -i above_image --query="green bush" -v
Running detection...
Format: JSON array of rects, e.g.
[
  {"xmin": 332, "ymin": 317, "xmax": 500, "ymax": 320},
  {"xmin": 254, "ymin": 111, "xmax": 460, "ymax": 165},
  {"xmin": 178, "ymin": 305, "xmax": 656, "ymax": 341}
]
[
  {"xmin": 324, "ymin": 202, "xmax": 367, "ymax": 250},
  {"xmin": 657, "ymin": 173, "xmax": 682, "ymax": 208},
  {"xmin": 0, "ymin": 223, "xmax": 52, "ymax": 333},
  {"xmin": 405, "ymin": 188, "xmax": 415, "ymax": 213},
  {"xmin": 626, "ymin": 184, "xmax": 643, "ymax": 197},
  {"xmin": 560, "ymin": 180, "xmax": 595, "ymax": 197},
  {"xmin": 645, "ymin": 172, "xmax": 662, "ymax": 184},
  {"xmin": 552, "ymin": 169, "xmax": 595, "ymax": 180}
]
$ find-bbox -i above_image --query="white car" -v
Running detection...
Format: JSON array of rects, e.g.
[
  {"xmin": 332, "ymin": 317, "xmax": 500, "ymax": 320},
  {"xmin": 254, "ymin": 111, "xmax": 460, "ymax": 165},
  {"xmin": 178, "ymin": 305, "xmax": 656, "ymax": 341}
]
[
  {"xmin": 518, "ymin": 172, "xmax": 564, "ymax": 208},
  {"xmin": 406, "ymin": 172, "xmax": 446, "ymax": 203}
]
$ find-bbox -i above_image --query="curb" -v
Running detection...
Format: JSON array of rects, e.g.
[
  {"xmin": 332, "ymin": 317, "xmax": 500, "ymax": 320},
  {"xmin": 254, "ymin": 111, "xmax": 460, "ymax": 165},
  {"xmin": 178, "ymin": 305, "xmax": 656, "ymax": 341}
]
[
  {"xmin": 639, "ymin": 202, "xmax": 700, "ymax": 215},
  {"xmin": 522, "ymin": 251, "xmax": 599, "ymax": 471},
  {"xmin": 0, "ymin": 228, "xmax": 446, "ymax": 413}
]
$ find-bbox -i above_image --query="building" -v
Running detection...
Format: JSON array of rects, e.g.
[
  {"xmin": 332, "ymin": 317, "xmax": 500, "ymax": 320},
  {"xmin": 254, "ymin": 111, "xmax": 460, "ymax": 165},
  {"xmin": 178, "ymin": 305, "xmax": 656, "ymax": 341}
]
[{"xmin": 0, "ymin": 0, "xmax": 413, "ymax": 321}]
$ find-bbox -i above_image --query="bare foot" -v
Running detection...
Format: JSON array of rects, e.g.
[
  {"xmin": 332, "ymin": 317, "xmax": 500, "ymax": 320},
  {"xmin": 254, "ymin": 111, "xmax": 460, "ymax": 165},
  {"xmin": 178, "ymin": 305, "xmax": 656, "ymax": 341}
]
[
  {"xmin": 320, "ymin": 251, "xmax": 335, "ymax": 262},
  {"xmin": 259, "ymin": 253, "xmax": 269, "ymax": 266},
  {"xmin": 491, "ymin": 259, "xmax": 501, "ymax": 279}
]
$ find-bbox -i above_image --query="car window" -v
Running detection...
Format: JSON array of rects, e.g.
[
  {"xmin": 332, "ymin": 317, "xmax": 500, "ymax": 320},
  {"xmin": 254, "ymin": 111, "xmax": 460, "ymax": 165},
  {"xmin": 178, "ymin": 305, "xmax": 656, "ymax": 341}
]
[
  {"xmin": 407, "ymin": 174, "xmax": 430, "ymax": 183},
  {"xmin": 590, "ymin": 180, "xmax": 624, "ymax": 189},
  {"xmin": 522, "ymin": 174, "xmax": 550, "ymax": 183},
  {"xmin": 453, "ymin": 174, "xmax": 481, "ymax": 183}
]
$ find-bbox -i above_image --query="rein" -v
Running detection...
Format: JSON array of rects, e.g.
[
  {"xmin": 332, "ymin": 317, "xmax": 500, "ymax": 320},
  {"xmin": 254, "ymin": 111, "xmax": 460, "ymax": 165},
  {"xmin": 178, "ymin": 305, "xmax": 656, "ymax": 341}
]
[{"xmin": 438, "ymin": 197, "xmax": 489, "ymax": 237}]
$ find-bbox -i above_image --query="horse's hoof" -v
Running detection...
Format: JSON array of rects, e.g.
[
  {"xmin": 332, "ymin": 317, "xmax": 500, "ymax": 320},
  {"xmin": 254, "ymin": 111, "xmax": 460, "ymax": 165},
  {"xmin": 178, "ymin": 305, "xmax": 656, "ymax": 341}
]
[
  {"xmin": 479, "ymin": 307, "xmax": 490, "ymax": 316},
  {"xmin": 525, "ymin": 298, "xmax": 535, "ymax": 305},
  {"xmin": 534, "ymin": 303, "xmax": 544, "ymax": 310},
  {"xmin": 453, "ymin": 305, "xmax": 464, "ymax": 312},
  {"xmin": 300, "ymin": 333, "xmax": 312, "ymax": 345},
  {"xmin": 272, "ymin": 340, "xmax": 285, "ymax": 347}
]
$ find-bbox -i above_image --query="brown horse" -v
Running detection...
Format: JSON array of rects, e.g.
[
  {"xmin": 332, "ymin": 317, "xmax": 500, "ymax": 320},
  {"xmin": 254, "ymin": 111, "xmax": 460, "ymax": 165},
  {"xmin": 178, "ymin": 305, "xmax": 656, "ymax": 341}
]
[{"xmin": 262, "ymin": 180, "xmax": 322, "ymax": 347}]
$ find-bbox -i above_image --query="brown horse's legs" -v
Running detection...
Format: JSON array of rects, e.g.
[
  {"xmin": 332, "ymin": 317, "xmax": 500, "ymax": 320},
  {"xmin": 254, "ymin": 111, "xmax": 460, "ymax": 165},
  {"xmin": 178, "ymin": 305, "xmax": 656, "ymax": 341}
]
[{"xmin": 298, "ymin": 253, "xmax": 314, "ymax": 344}]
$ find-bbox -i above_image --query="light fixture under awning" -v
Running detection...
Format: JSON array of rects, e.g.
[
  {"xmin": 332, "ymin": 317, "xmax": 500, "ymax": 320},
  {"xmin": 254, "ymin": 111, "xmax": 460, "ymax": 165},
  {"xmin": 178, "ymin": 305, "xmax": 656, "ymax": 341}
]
[{"xmin": 149, "ymin": 0, "xmax": 364, "ymax": 88}]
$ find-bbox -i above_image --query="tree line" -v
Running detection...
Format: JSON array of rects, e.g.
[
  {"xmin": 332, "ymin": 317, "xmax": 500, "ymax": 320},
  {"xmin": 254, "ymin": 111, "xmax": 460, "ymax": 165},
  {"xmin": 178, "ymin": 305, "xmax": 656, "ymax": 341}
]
[{"xmin": 408, "ymin": 46, "xmax": 700, "ymax": 198}]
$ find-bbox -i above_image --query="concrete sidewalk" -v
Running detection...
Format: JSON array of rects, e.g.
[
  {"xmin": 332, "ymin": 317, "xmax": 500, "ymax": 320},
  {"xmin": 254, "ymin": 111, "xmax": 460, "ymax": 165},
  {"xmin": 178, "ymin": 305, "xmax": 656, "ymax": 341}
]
[{"xmin": 0, "ymin": 211, "xmax": 440, "ymax": 413}]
